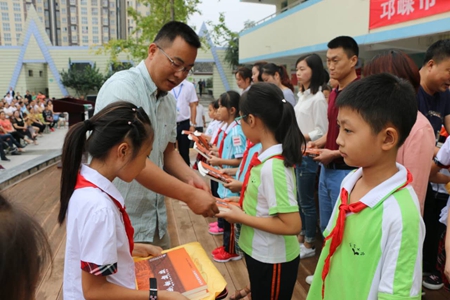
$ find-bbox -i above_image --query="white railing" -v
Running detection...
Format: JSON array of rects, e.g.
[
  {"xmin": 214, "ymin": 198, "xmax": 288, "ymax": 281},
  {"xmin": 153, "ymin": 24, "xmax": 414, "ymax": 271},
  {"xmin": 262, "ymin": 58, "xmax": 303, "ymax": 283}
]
[{"xmin": 253, "ymin": 0, "xmax": 307, "ymax": 27}]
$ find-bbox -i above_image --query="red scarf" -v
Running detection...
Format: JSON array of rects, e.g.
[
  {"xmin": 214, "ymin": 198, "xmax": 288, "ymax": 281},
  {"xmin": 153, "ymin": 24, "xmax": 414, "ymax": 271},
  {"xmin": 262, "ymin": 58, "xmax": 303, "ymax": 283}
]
[
  {"xmin": 218, "ymin": 131, "xmax": 228, "ymax": 158},
  {"xmin": 212, "ymin": 128, "xmax": 222, "ymax": 146},
  {"xmin": 238, "ymin": 141, "xmax": 254, "ymax": 177},
  {"xmin": 75, "ymin": 174, "xmax": 135, "ymax": 255},
  {"xmin": 320, "ymin": 170, "xmax": 413, "ymax": 298},
  {"xmin": 239, "ymin": 153, "xmax": 284, "ymax": 207}
]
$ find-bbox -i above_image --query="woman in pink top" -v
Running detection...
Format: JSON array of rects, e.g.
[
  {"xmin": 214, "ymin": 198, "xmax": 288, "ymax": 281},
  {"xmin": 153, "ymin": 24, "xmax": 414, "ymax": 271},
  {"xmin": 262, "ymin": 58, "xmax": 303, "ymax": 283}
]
[{"xmin": 364, "ymin": 50, "xmax": 435, "ymax": 214}]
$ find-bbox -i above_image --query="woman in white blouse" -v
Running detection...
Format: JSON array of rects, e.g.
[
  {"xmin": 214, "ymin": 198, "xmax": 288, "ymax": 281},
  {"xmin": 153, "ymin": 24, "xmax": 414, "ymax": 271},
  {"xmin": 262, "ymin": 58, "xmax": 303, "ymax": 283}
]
[{"xmin": 294, "ymin": 53, "xmax": 328, "ymax": 259}]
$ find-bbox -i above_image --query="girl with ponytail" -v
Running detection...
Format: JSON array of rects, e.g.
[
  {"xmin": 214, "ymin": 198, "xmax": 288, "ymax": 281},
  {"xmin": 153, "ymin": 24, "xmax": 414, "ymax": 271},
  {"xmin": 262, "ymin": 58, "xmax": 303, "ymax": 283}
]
[
  {"xmin": 217, "ymin": 83, "xmax": 305, "ymax": 300},
  {"xmin": 59, "ymin": 101, "xmax": 187, "ymax": 300},
  {"xmin": 261, "ymin": 63, "xmax": 297, "ymax": 106}
]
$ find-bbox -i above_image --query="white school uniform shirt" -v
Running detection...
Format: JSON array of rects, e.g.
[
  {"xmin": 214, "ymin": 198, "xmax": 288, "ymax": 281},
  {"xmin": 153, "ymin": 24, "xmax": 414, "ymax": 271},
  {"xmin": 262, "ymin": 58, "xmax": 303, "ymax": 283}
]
[
  {"xmin": 169, "ymin": 79, "xmax": 198, "ymax": 122},
  {"xmin": 195, "ymin": 103, "xmax": 204, "ymax": 126},
  {"xmin": 63, "ymin": 164, "xmax": 135, "ymax": 300},
  {"xmin": 294, "ymin": 88, "xmax": 328, "ymax": 141},
  {"xmin": 205, "ymin": 119, "xmax": 221, "ymax": 138},
  {"xmin": 433, "ymin": 139, "xmax": 450, "ymax": 225}
]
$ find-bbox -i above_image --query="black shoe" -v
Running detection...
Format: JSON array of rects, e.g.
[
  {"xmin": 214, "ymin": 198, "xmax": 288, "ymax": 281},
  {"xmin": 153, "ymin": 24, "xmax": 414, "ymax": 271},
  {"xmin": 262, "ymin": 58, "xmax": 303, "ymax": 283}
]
[
  {"xmin": 10, "ymin": 150, "xmax": 21, "ymax": 155},
  {"xmin": 1, "ymin": 158, "xmax": 10, "ymax": 161},
  {"xmin": 423, "ymin": 274, "xmax": 444, "ymax": 290}
]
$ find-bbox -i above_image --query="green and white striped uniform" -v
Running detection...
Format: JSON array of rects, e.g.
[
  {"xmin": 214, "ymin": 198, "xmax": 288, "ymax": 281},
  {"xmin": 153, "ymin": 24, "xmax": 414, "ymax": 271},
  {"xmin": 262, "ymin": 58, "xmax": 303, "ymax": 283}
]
[
  {"xmin": 307, "ymin": 163, "xmax": 424, "ymax": 300},
  {"xmin": 238, "ymin": 144, "xmax": 300, "ymax": 264}
]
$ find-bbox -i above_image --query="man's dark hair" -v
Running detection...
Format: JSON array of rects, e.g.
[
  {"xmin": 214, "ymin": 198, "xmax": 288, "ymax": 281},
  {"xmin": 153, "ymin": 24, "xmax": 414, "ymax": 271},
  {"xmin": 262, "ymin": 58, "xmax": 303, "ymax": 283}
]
[
  {"xmin": 327, "ymin": 36, "xmax": 359, "ymax": 58},
  {"xmin": 153, "ymin": 21, "xmax": 201, "ymax": 48},
  {"xmin": 423, "ymin": 39, "xmax": 450, "ymax": 66},
  {"xmin": 336, "ymin": 73, "xmax": 417, "ymax": 147}
]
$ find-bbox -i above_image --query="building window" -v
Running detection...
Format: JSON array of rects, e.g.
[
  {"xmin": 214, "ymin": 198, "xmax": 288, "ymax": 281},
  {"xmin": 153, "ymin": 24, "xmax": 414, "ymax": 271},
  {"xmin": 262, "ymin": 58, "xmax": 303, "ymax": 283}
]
[
  {"xmin": 71, "ymin": 25, "xmax": 77, "ymax": 31},
  {"xmin": 103, "ymin": 26, "xmax": 108, "ymax": 33},
  {"xmin": 81, "ymin": 7, "xmax": 87, "ymax": 15},
  {"xmin": 13, "ymin": 3, "xmax": 20, "ymax": 11},
  {"xmin": 63, "ymin": 36, "xmax": 67, "ymax": 42},
  {"xmin": 71, "ymin": 35, "xmax": 77, "ymax": 43},
  {"xmin": 102, "ymin": 17, "xmax": 108, "ymax": 25},
  {"xmin": 69, "ymin": 0, "xmax": 76, "ymax": 5},
  {"xmin": 82, "ymin": 35, "xmax": 88, "ymax": 43},
  {"xmin": 92, "ymin": 26, "xmax": 98, "ymax": 34},
  {"xmin": 14, "ymin": 13, "xmax": 21, "ymax": 22},
  {"xmin": 62, "ymin": 17, "xmax": 66, "ymax": 23},
  {"xmin": 28, "ymin": 70, "xmax": 33, "ymax": 77},
  {"xmin": 92, "ymin": 0, "xmax": 98, "ymax": 6},
  {"xmin": 102, "ymin": 8, "xmax": 108, "ymax": 15},
  {"xmin": 70, "ymin": 6, "xmax": 76, "ymax": 14},
  {"xmin": 39, "ymin": 70, "xmax": 43, "ymax": 77},
  {"xmin": 70, "ymin": 16, "xmax": 76, "ymax": 23},
  {"xmin": 0, "ymin": 2, "xmax": 8, "ymax": 10},
  {"xmin": 93, "ymin": 36, "xmax": 99, "ymax": 44},
  {"xmin": 110, "ymin": 1, "xmax": 114, "ymax": 8},
  {"xmin": 110, "ymin": 28, "xmax": 115, "ymax": 34},
  {"xmin": 15, "ymin": 23, "xmax": 22, "ymax": 31},
  {"xmin": 61, "ymin": 8, "xmax": 66, "ymax": 14},
  {"xmin": 92, "ymin": 8, "xmax": 98, "ymax": 14},
  {"xmin": 37, "ymin": 7, "xmax": 42, "ymax": 12},
  {"xmin": 103, "ymin": 36, "xmax": 109, "ymax": 43},
  {"xmin": 110, "ymin": 19, "xmax": 115, "ymax": 25},
  {"xmin": 82, "ymin": 26, "xmax": 88, "ymax": 34},
  {"xmin": 82, "ymin": 17, "xmax": 88, "ymax": 24},
  {"xmin": 38, "ymin": 0, "xmax": 42, "ymax": 3},
  {"xmin": 102, "ymin": 0, "xmax": 108, "ymax": 7},
  {"xmin": 3, "ymin": 23, "xmax": 10, "ymax": 31},
  {"xmin": 1, "ymin": 12, "xmax": 8, "ymax": 21},
  {"xmin": 16, "ymin": 33, "xmax": 21, "ymax": 43},
  {"xmin": 4, "ymin": 33, "xmax": 11, "ymax": 42},
  {"xmin": 92, "ymin": 17, "xmax": 98, "ymax": 24},
  {"xmin": 81, "ymin": 0, "xmax": 87, "ymax": 4}
]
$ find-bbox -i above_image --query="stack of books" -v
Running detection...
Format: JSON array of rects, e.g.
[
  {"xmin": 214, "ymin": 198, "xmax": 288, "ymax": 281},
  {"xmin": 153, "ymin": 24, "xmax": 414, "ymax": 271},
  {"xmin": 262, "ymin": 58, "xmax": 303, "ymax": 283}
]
[{"xmin": 135, "ymin": 247, "xmax": 209, "ymax": 300}]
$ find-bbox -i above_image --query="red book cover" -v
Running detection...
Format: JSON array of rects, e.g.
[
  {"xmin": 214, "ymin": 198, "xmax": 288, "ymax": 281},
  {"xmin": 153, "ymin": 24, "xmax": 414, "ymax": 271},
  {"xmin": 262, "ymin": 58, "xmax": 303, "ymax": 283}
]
[
  {"xmin": 197, "ymin": 161, "xmax": 232, "ymax": 184},
  {"xmin": 215, "ymin": 198, "xmax": 240, "ymax": 212},
  {"xmin": 135, "ymin": 248, "xmax": 208, "ymax": 298}
]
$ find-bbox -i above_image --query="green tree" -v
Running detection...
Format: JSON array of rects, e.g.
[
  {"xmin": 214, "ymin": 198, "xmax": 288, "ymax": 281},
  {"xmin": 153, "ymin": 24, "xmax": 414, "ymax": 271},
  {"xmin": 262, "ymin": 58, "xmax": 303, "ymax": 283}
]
[
  {"xmin": 96, "ymin": 0, "xmax": 201, "ymax": 63},
  {"xmin": 59, "ymin": 60, "xmax": 105, "ymax": 98}
]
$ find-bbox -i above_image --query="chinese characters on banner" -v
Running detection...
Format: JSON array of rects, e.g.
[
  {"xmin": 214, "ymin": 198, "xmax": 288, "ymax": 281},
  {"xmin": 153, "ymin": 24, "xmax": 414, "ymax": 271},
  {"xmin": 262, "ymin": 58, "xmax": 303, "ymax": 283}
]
[{"xmin": 369, "ymin": 0, "xmax": 450, "ymax": 29}]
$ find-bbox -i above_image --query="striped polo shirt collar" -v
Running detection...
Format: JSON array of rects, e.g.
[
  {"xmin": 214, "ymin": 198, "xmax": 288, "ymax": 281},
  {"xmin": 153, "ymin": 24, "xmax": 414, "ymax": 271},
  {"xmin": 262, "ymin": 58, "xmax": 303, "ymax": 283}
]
[
  {"xmin": 136, "ymin": 61, "xmax": 168, "ymax": 99},
  {"xmin": 258, "ymin": 144, "xmax": 282, "ymax": 163},
  {"xmin": 342, "ymin": 163, "xmax": 408, "ymax": 209},
  {"xmin": 80, "ymin": 164, "xmax": 125, "ymax": 207}
]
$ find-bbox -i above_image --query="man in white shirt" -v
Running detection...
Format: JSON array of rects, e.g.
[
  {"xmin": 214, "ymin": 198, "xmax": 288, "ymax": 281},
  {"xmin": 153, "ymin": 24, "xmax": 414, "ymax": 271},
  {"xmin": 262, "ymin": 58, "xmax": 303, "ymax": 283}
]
[
  {"xmin": 3, "ymin": 102, "xmax": 16, "ymax": 117},
  {"xmin": 170, "ymin": 79, "xmax": 198, "ymax": 165}
]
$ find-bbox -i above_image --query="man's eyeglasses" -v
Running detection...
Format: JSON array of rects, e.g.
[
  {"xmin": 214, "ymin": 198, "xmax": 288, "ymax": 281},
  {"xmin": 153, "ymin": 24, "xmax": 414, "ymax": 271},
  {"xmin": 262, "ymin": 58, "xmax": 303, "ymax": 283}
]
[{"xmin": 156, "ymin": 45, "xmax": 193, "ymax": 74}]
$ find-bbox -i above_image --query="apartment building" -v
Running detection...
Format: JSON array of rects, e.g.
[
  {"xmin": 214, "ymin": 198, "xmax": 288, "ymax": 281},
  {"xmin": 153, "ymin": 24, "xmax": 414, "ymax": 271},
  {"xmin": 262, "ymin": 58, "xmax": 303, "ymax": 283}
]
[
  {"xmin": 0, "ymin": 0, "xmax": 149, "ymax": 46},
  {"xmin": 239, "ymin": 0, "xmax": 450, "ymax": 67}
]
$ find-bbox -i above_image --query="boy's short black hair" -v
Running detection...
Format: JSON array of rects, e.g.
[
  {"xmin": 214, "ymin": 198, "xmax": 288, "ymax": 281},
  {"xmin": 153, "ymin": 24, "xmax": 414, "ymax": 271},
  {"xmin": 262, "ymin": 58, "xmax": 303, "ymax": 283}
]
[
  {"xmin": 336, "ymin": 73, "xmax": 417, "ymax": 147},
  {"xmin": 423, "ymin": 39, "xmax": 450, "ymax": 66},
  {"xmin": 327, "ymin": 36, "xmax": 359, "ymax": 58},
  {"xmin": 153, "ymin": 21, "xmax": 201, "ymax": 49}
]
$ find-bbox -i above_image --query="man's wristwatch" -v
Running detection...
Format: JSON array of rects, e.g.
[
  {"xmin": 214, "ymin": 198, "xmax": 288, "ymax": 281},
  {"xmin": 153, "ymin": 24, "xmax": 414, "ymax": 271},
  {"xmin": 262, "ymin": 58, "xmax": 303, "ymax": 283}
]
[{"xmin": 149, "ymin": 278, "xmax": 157, "ymax": 300}]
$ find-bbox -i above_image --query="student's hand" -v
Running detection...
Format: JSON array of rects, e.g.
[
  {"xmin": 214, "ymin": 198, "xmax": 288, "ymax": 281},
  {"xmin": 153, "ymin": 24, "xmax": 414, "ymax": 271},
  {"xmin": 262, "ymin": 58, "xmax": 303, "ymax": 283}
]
[
  {"xmin": 307, "ymin": 141, "xmax": 318, "ymax": 149},
  {"xmin": 224, "ymin": 179, "xmax": 243, "ymax": 193},
  {"xmin": 216, "ymin": 204, "xmax": 245, "ymax": 223},
  {"xmin": 186, "ymin": 188, "xmax": 219, "ymax": 217},
  {"xmin": 225, "ymin": 196, "xmax": 240, "ymax": 203},
  {"xmin": 222, "ymin": 168, "xmax": 237, "ymax": 176},
  {"xmin": 207, "ymin": 155, "xmax": 222, "ymax": 166},
  {"xmin": 313, "ymin": 148, "xmax": 340, "ymax": 165},
  {"xmin": 132, "ymin": 243, "xmax": 163, "ymax": 257}
]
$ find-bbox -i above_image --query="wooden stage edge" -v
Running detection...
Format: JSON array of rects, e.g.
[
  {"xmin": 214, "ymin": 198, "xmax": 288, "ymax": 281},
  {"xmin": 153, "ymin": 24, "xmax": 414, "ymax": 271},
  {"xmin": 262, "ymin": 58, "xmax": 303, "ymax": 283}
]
[{"xmin": 2, "ymin": 165, "xmax": 449, "ymax": 299}]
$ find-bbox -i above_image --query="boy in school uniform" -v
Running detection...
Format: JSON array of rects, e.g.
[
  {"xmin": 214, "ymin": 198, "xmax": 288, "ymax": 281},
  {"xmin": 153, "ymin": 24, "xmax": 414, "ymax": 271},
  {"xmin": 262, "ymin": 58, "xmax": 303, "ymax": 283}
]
[{"xmin": 307, "ymin": 73, "xmax": 425, "ymax": 300}]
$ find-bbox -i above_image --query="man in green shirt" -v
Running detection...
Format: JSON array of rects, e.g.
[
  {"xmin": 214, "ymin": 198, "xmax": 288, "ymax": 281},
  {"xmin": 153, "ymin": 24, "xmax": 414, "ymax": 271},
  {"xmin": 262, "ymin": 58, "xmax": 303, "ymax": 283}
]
[{"xmin": 95, "ymin": 21, "xmax": 218, "ymax": 248}]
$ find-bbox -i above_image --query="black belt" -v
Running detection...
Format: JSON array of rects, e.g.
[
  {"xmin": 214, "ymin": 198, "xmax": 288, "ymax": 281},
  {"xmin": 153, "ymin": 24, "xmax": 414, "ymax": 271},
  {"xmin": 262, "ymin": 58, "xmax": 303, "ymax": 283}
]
[
  {"xmin": 323, "ymin": 162, "xmax": 356, "ymax": 170},
  {"xmin": 176, "ymin": 119, "xmax": 190, "ymax": 126}
]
